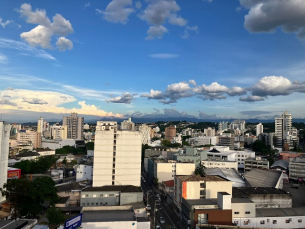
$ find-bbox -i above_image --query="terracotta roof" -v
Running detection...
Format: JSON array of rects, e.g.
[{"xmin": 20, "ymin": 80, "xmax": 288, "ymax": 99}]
[
  {"xmin": 176, "ymin": 175, "xmax": 227, "ymax": 182},
  {"xmin": 162, "ymin": 180, "xmax": 174, "ymax": 187}
]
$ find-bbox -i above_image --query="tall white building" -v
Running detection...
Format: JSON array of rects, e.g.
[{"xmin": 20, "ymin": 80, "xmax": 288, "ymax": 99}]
[
  {"xmin": 204, "ymin": 127, "xmax": 215, "ymax": 137},
  {"xmin": 275, "ymin": 111, "xmax": 292, "ymax": 148},
  {"xmin": 256, "ymin": 123, "xmax": 263, "ymax": 136},
  {"xmin": 0, "ymin": 122, "xmax": 11, "ymax": 203},
  {"xmin": 121, "ymin": 118, "xmax": 135, "ymax": 131},
  {"xmin": 138, "ymin": 124, "xmax": 151, "ymax": 145},
  {"xmin": 51, "ymin": 124, "xmax": 68, "ymax": 140},
  {"xmin": 93, "ymin": 121, "xmax": 141, "ymax": 187},
  {"xmin": 37, "ymin": 117, "xmax": 44, "ymax": 136},
  {"xmin": 63, "ymin": 113, "xmax": 84, "ymax": 140}
]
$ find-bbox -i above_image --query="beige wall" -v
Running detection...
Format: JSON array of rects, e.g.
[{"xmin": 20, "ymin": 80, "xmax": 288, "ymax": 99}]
[
  {"xmin": 186, "ymin": 181, "xmax": 200, "ymax": 199},
  {"xmin": 205, "ymin": 181, "xmax": 232, "ymax": 199},
  {"xmin": 176, "ymin": 163, "xmax": 196, "ymax": 175},
  {"xmin": 231, "ymin": 202, "xmax": 256, "ymax": 218}
]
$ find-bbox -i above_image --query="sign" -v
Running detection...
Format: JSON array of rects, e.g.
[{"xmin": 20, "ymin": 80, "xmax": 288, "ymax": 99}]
[
  {"xmin": 65, "ymin": 213, "xmax": 82, "ymax": 229},
  {"xmin": 7, "ymin": 169, "xmax": 21, "ymax": 179}
]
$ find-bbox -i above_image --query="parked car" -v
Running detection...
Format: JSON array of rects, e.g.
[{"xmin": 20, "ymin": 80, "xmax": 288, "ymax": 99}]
[
  {"xmin": 146, "ymin": 204, "xmax": 151, "ymax": 211},
  {"xmin": 159, "ymin": 217, "xmax": 165, "ymax": 224},
  {"xmin": 156, "ymin": 225, "xmax": 161, "ymax": 229}
]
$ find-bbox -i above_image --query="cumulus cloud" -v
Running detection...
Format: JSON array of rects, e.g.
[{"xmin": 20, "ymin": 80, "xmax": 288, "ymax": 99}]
[
  {"xmin": 181, "ymin": 25, "xmax": 199, "ymax": 39},
  {"xmin": 239, "ymin": 95, "xmax": 265, "ymax": 102},
  {"xmin": 56, "ymin": 37, "xmax": 73, "ymax": 51},
  {"xmin": 250, "ymin": 76, "xmax": 305, "ymax": 97},
  {"xmin": 96, "ymin": 0, "xmax": 134, "ymax": 24},
  {"xmin": 135, "ymin": 1, "xmax": 142, "ymax": 9},
  {"xmin": 193, "ymin": 82, "xmax": 228, "ymax": 100},
  {"xmin": 241, "ymin": 0, "xmax": 305, "ymax": 39},
  {"xmin": 162, "ymin": 82, "xmax": 193, "ymax": 104},
  {"xmin": 189, "ymin": 79, "xmax": 197, "ymax": 86},
  {"xmin": 107, "ymin": 92, "xmax": 134, "ymax": 104},
  {"xmin": 18, "ymin": 3, "xmax": 73, "ymax": 50},
  {"xmin": 149, "ymin": 53, "xmax": 179, "ymax": 59},
  {"xmin": 141, "ymin": 89, "xmax": 164, "ymax": 100},
  {"xmin": 139, "ymin": 0, "xmax": 187, "ymax": 39},
  {"xmin": 227, "ymin": 86, "xmax": 247, "ymax": 96}
]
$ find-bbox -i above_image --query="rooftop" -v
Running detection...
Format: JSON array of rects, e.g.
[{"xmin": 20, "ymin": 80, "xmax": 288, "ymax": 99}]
[
  {"xmin": 176, "ymin": 175, "xmax": 227, "ymax": 182},
  {"xmin": 162, "ymin": 180, "xmax": 174, "ymax": 187},
  {"xmin": 205, "ymin": 168, "xmax": 245, "ymax": 187},
  {"xmin": 55, "ymin": 181, "xmax": 86, "ymax": 192},
  {"xmin": 186, "ymin": 198, "xmax": 218, "ymax": 206},
  {"xmin": 232, "ymin": 187, "xmax": 290, "ymax": 198},
  {"xmin": 256, "ymin": 207, "xmax": 305, "ymax": 217},
  {"xmin": 83, "ymin": 185, "xmax": 142, "ymax": 193},
  {"xmin": 0, "ymin": 220, "xmax": 36, "ymax": 229},
  {"xmin": 270, "ymin": 159, "xmax": 289, "ymax": 169},
  {"xmin": 244, "ymin": 169, "xmax": 282, "ymax": 187},
  {"xmin": 231, "ymin": 198, "xmax": 253, "ymax": 203},
  {"xmin": 82, "ymin": 210, "xmax": 135, "ymax": 222},
  {"xmin": 58, "ymin": 196, "xmax": 70, "ymax": 204},
  {"xmin": 17, "ymin": 151, "xmax": 40, "ymax": 157}
]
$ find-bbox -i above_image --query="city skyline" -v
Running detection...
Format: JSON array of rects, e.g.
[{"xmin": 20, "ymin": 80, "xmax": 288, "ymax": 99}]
[{"xmin": 1, "ymin": 0, "xmax": 305, "ymax": 122}]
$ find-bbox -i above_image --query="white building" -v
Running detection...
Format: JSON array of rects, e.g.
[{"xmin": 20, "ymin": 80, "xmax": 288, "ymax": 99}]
[
  {"xmin": 120, "ymin": 118, "xmax": 135, "ymax": 131},
  {"xmin": 51, "ymin": 124, "xmax": 68, "ymax": 140},
  {"xmin": 84, "ymin": 124, "xmax": 90, "ymax": 130},
  {"xmin": 0, "ymin": 122, "xmax": 11, "ymax": 203},
  {"xmin": 256, "ymin": 123, "xmax": 263, "ymax": 136},
  {"xmin": 138, "ymin": 124, "xmax": 151, "ymax": 145},
  {"xmin": 63, "ymin": 113, "xmax": 84, "ymax": 140},
  {"xmin": 76, "ymin": 163, "xmax": 93, "ymax": 181},
  {"xmin": 275, "ymin": 111, "xmax": 292, "ymax": 148},
  {"xmin": 204, "ymin": 127, "xmax": 215, "ymax": 137},
  {"xmin": 202, "ymin": 160, "xmax": 238, "ymax": 170},
  {"xmin": 37, "ymin": 117, "xmax": 44, "ymax": 136},
  {"xmin": 194, "ymin": 136, "xmax": 217, "ymax": 146},
  {"xmin": 93, "ymin": 121, "xmax": 142, "ymax": 187}
]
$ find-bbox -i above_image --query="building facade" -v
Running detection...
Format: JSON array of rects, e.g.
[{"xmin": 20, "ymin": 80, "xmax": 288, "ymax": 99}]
[
  {"xmin": 93, "ymin": 121, "xmax": 142, "ymax": 187},
  {"xmin": 275, "ymin": 111, "xmax": 292, "ymax": 148},
  {"xmin": 165, "ymin": 126, "xmax": 176, "ymax": 141},
  {"xmin": 256, "ymin": 123, "xmax": 263, "ymax": 137},
  {"xmin": 63, "ymin": 113, "xmax": 84, "ymax": 140}
]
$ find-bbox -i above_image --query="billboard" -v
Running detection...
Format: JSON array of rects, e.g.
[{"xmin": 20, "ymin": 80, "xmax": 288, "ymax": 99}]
[
  {"xmin": 65, "ymin": 213, "xmax": 82, "ymax": 229},
  {"xmin": 7, "ymin": 168, "xmax": 21, "ymax": 179}
]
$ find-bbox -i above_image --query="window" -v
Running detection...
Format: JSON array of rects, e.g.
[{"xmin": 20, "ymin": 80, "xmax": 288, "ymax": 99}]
[
  {"xmin": 273, "ymin": 220, "xmax": 277, "ymax": 224},
  {"xmin": 234, "ymin": 212, "xmax": 239, "ymax": 215},
  {"xmin": 260, "ymin": 220, "xmax": 265, "ymax": 224},
  {"xmin": 82, "ymin": 195, "xmax": 86, "ymax": 198},
  {"xmin": 200, "ymin": 190, "xmax": 205, "ymax": 195},
  {"xmin": 86, "ymin": 194, "xmax": 88, "ymax": 197},
  {"xmin": 96, "ymin": 203, "xmax": 98, "ymax": 205},
  {"xmin": 91, "ymin": 203, "xmax": 94, "ymax": 206},
  {"xmin": 109, "ymin": 194, "xmax": 114, "ymax": 197},
  {"xmin": 298, "ymin": 219, "xmax": 302, "ymax": 223},
  {"xmin": 286, "ymin": 219, "xmax": 291, "ymax": 223},
  {"xmin": 93, "ymin": 194, "xmax": 97, "ymax": 198},
  {"xmin": 100, "ymin": 194, "xmax": 103, "ymax": 197},
  {"xmin": 87, "ymin": 203, "xmax": 89, "ymax": 206},
  {"xmin": 245, "ymin": 211, "xmax": 250, "ymax": 214}
]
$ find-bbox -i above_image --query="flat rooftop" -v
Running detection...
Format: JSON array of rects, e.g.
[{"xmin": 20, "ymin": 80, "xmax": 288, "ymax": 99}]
[
  {"xmin": 256, "ymin": 207, "xmax": 305, "ymax": 217},
  {"xmin": 0, "ymin": 220, "xmax": 36, "ymax": 229},
  {"xmin": 82, "ymin": 210, "xmax": 135, "ymax": 222},
  {"xmin": 186, "ymin": 198, "xmax": 218, "ymax": 206},
  {"xmin": 83, "ymin": 185, "xmax": 142, "ymax": 193},
  {"xmin": 233, "ymin": 187, "xmax": 290, "ymax": 198},
  {"xmin": 231, "ymin": 198, "xmax": 254, "ymax": 203},
  {"xmin": 176, "ymin": 175, "xmax": 227, "ymax": 182}
]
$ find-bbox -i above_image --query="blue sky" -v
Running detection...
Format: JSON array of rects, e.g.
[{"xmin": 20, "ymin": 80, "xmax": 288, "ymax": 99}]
[{"xmin": 1, "ymin": 0, "xmax": 305, "ymax": 122}]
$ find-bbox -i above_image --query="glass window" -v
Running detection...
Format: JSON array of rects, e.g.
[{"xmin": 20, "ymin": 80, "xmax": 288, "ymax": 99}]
[
  {"xmin": 234, "ymin": 212, "xmax": 239, "ymax": 214},
  {"xmin": 273, "ymin": 220, "xmax": 277, "ymax": 224},
  {"xmin": 245, "ymin": 211, "xmax": 250, "ymax": 214}
]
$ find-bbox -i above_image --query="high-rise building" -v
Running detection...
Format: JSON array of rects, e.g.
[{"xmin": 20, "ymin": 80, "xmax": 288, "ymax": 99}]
[
  {"xmin": 51, "ymin": 124, "xmax": 68, "ymax": 140},
  {"xmin": 93, "ymin": 121, "xmax": 141, "ymax": 187},
  {"xmin": 275, "ymin": 111, "xmax": 292, "ymax": 148},
  {"xmin": 37, "ymin": 117, "xmax": 44, "ymax": 136},
  {"xmin": 0, "ymin": 122, "xmax": 11, "ymax": 203},
  {"xmin": 256, "ymin": 123, "xmax": 263, "ymax": 136},
  {"xmin": 17, "ymin": 130, "xmax": 41, "ymax": 148},
  {"xmin": 138, "ymin": 124, "xmax": 151, "ymax": 145},
  {"xmin": 62, "ymin": 113, "xmax": 84, "ymax": 140},
  {"xmin": 165, "ymin": 126, "xmax": 176, "ymax": 141},
  {"xmin": 204, "ymin": 127, "xmax": 215, "ymax": 137},
  {"xmin": 120, "ymin": 118, "xmax": 135, "ymax": 131}
]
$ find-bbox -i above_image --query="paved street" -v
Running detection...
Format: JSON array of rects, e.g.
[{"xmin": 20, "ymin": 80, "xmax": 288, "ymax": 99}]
[{"xmin": 141, "ymin": 172, "xmax": 186, "ymax": 229}]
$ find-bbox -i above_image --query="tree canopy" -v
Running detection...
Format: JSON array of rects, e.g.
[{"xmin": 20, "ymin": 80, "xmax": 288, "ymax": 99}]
[
  {"xmin": 46, "ymin": 207, "xmax": 66, "ymax": 229},
  {"xmin": 13, "ymin": 156, "xmax": 58, "ymax": 174},
  {"xmin": 55, "ymin": 146, "xmax": 86, "ymax": 155}
]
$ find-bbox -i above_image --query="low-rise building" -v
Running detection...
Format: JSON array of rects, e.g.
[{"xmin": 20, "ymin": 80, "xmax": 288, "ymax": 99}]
[
  {"xmin": 205, "ymin": 168, "xmax": 246, "ymax": 187},
  {"xmin": 244, "ymin": 157, "xmax": 269, "ymax": 173},
  {"xmin": 244, "ymin": 168, "xmax": 283, "ymax": 189},
  {"xmin": 76, "ymin": 162, "xmax": 93, "ymax": 182},
  {"xmin": 289, "ymin": 155, "xmax": 305, "ymax": 181},
  {"xmin": 202, "ymin": 160, "xmax": 238, "ymax": 170}
]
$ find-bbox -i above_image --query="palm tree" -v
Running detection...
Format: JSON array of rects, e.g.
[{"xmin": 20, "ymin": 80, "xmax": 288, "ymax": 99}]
[{"xmin": 46, "ymin": 207, "xmax": 66, "ymax": 229}]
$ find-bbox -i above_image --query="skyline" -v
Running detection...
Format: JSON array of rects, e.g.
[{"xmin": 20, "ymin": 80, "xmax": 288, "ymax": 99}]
[{"xmin": 1, "ymin": 0, "xmax": 305, "ymax": 122}]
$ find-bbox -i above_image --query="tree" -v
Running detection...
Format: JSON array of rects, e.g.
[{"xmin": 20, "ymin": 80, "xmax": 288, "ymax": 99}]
[
  {"xmin": 251, "ymin": 140, "xmax": 268, "ymax": 154},
  {"xmin": 62, "ymin": 157, "xmax": 67, "ymax": 165},
  {"xmin": 0, "ymin": 177, "xmax": 59, "ymax": 218},
  {"xmin": 46, "ymin": 207, "xmax": 66, "ymax": 229},
  {"xmin": 86, "ymin": 142, "xmax": 94, "ymax": 150},
  {"xmin": 154, "ymin": 178, "xmax": 159, "ymax": 185},
  {"xmin": 194, "ymin": 165, "xmax": 205, "ymax": 177}
]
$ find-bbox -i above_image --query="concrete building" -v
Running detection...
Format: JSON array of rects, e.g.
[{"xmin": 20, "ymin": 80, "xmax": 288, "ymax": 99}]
[
  {"xmin": 244, "ymin": 157, "xmax": 269, "ymax": 173},
  {"xmin": 230, "ymin": 120, "xmax": 246, "ymax": 132},
  {"xmin": 84, "ymin": 124, "xmax": 90, "ymax": 130},
  {"xmin": 194, "ymin": 136, "xmax": 217, "ymax": 146},
  {"xmin": 218, "ymin": 121, "xmax": 229, "ymax": 132},
  {"xmin": 204, "ymin": 128, "xmax": 215, "ymax": 137},
  {"xmin": 202, "ymin": 160, "xmax": 238, "ymax": 170},
  {"xmin": 219, "ymin": 136, "xmax": 235, "ymax": 150},
  {"xmin": 37, "ymin": 117, "xmax": 44, "ymax": 136},
  {"xmin": 0, "ymin": 122, "xmax": 11, "ymax": 203},
  {"xmin": 258, "ymin": 133, "xmax": 274, "ymax": 147},
  {"xmin": 120, "ymin": 118, "xmax": 135, "ymax": 131},
  {"xmin": 17, "ymin": 130, "xmax": 41, "ymax": 148},
  {"xmin": 256, "ymin": 123, "xmax": 263, "ymax": 137},
  {"xmin": 244, "ymin": 169, "xmax": 283, "ymax": 189},
  {"xmin": 51, "ymin": 124, "xmax": 68, "ymax": 140},
  {"xmin": 165, "ymin": 126, "xmax": 176, "ymax": 141},
  {"xmin": 289, "ymin": 155, "xmax": 305, "ymax": 181},
  {"xmin": 275, "ymin": 110, "xmax": 292, "ymax": 148},
  {"xmin": 93, "ymin": 121, "xmax": 141, "ymax": 187},
  {"xmin": 174, "ymin": 175, "xmax": 232, "ymax": 210},
  {"xmin": 63, "ymin": 113, "xmax": 84, "ymax": 140},
  {"xmin": 76, "ymin": 163, "xmax": 93, "ymax": 182},
  {"xmin": 138, "ymin": 124, "xmax": 151, "ymax": 145}
]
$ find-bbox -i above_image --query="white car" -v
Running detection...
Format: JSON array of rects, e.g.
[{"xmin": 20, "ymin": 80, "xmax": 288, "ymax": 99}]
[
  {"xmin": 146, "ymin": 204, "xmax": 151, "ymax": 211},
  {"xmin": 159, "ymin": 217, "xmax": 165, "ymax": 224},
  {"xmin": 156, "ymin": 225, "xmax": 161, "ymax": 229}
]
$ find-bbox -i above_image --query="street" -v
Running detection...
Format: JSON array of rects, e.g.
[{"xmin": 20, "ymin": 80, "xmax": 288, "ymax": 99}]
[{"xmin": 141, "ymin": 172, "xmax": 186, "ymax": 229}]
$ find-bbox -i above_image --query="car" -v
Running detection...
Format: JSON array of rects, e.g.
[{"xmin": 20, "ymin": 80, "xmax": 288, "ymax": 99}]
[
  {"xmin": 156, "ymin": 225, "xmax": 161, "ymax": 229},
  {"xmin": 146, "ymin": 204, "xmax": 151, "ymax": 211},
  {"xmin": 159, "ymin": 216, "xmax": 165, "ymax": 224}
]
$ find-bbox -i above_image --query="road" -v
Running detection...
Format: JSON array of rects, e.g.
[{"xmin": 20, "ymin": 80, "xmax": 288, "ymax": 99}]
[{"xmin": 141, "ymin": 171, "xmax": 186, "ymax": 229}]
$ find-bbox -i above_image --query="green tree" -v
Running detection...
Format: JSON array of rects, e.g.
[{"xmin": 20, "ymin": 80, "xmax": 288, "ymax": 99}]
[
  {"xmin": 161, "ymin": 140, "xmax": 171, "ymax": 147},
  {"xmin": 62, "ymin": 157, "xmax": 67, "ymax": 165},
  {"xmin": 46, "ymin": 207, "xmax": 66, "ymax": 229},
  {"xmin": 194, "ymin": 165, "xmax": 205, "ymax": 177},
  {"xmin": 86, "ymin": 142, "xmax": 94, "ymax": 150},
  {"xmin": 251, "ymin": 140, "xmax": 268, "ymax": 154},
  {"xmin": 154, "ymin": 178, "xmax": 159, "ymax": 185}
]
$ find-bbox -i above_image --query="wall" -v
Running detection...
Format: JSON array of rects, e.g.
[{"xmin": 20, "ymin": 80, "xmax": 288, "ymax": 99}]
[
  {"xmin": 231, "ymin": 202, "xmax": 256, "ymax": 218},
  {"xmin": 58, "ymin": 190, "xmax": 80, "ymax": 206},
  {"xmin": 157, "ymin": 163, "xmax": 174, "ymax": 182},
  {"xmin": 205, "ymin": 181, "xmax": 232, "ymax": 199},
  {"xmin": 37, "ymin": 150, "xmax": 55, "ymax": 156},
  {"xmin": 81, "ymin": 191, "xmax": 120, "ymax": 207},
  {"xmin": 186, "ymin": 181, "xmax": 201, "ymax": 199},
  {"xmin": 202, "ymin": 161, "xmax": 238, "ymax": 170},
  {"xmin": 176, "ymin": 163, "xmax": 196, "ymax": 176},
  {"xmin": 120, "ymin": 192, "xmax": 143, "ymax": 205},
  {"xmin": 250, "ymin": 194, "xmax": 292, "ymax": 208},
  {"xmin": 82, "ymin": 221, "xmax": 137, "ymax": 229},
  {"xmin": 233, "ymin": 215, "xmax": 305, "ymax": 228},
  {"xmin": 194, "ymin": 209, "xmax": 232, "ymax": 228},
  {"xmin": 76, "ymin": 164, "xmax": 93, "ymax": 181}
]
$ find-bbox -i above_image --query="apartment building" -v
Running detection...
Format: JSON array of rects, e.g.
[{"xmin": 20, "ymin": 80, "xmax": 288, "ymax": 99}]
[
  {"xmin": 289, "ymin": 155, "xmax": 305, "ymax": 181},
  {"xmin": 63, "ymin": 112, "xmax": 84, "ymax": 140},
  {"xmin": 244, "ymin": 157, "xmax": 269, "ymax": 173}
]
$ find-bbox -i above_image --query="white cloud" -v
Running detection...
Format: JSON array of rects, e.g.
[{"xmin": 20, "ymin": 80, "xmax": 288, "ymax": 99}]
[
  {"xmin": 149, "ymin": 53, "xmax": 179, "ymax": 59},
  {"xmin": 0, "ymin": 53, "xmax": 8, "ymax": 64},
  {"xmin": 135, "ymin": 1, "xmax": 142, "ymax": 9},
  {"xmin": 240, "ymin": 0, "xmax": 305, "ymax": 39},
  {"xmin": 194, "ymin": 82, "xmax": 229, "ymax": 100},
  {"xmin": 181, "ymin": 25, "xmax": 199, "ymax": 39},
  {"xmin": 141, "ymin": 89, "xmax": 164, "ymax": 100},
  {"xmin": 84, "ymin": 2, "xmax": 91, "ymax": 9},
  {"xmin": 107, "ymin": 92, "xmax": 134, "ymax": 104},
  {"xmin": 189, "ymin": 79, "xmax": 197, "ymax": 86},
  {"xmin": 18, "ymin": 3, "xmax": 74, "ymax": 50},
  {"xmin": 0, "ymin": 38, "xmax": 56, "ymax": 60},
  {"xmin": 56, "ymin": 37, "xmax": 73, "ymax": 51},
  {"xmin": 227, "ymin": 86, "xmax": 247, "ymax": 96},
  {"xmin": 236, "ymin": 6, "xmax": 242, "ymax": 11},
  {"xmin": 139, "ymin": 0, "xmax": 187, "ymax": 39},
  {"xmin": 23, "ymin": 97, "xmax": 48, "ymax": 105},
  {"xmin": 96, "ymin": 0, "xmax": 134, "ymax": 24},
  {"xmin": 0, "ymin": 18, "xmax": 13, "ymax": 28}
]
